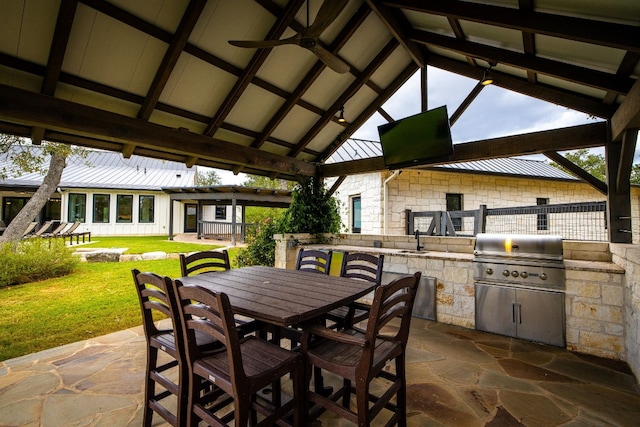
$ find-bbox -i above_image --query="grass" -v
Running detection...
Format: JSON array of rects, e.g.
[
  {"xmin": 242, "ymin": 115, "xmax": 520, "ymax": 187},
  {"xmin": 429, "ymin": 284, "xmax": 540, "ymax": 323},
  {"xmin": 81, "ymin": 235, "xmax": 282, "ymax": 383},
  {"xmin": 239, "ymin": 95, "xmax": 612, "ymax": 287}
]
[
  {"xmin": 79, "ymin": 235, "xmax": 226, "ymax": 254},
  {"xmin": 0, "ymin": 237, "xmax": 242, "ymax": 361}
]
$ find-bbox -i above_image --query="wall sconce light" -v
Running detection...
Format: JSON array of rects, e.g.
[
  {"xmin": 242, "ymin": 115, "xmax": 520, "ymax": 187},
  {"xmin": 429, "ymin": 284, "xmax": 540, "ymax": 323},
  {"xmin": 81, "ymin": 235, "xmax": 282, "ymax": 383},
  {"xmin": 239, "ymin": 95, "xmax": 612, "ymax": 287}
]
[{"xmin": 337, "ymin": 106, "xmax": 346, "ymax": 123}]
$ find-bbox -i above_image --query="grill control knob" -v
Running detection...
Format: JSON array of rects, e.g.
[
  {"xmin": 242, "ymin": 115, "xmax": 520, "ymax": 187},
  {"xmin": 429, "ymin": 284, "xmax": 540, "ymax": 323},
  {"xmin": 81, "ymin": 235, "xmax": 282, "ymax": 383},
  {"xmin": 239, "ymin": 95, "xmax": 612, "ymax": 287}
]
[
  {"xmin": 485, "ymin": 268, "xmax": 493, "ymax": 275},
  {"xmin": 539, "ymin": 273, "xmax": 547, "ymax": 280},
  {"xmin": 511, "ymin": 270, "xmax": 519, "ymax": 278},
  {"xmin": 520, "ymin": 271, "xmax": 529, "ymax": 278},
  {"xmin": 502, "ymin": 270, "xmax": 510, "ymax": 277}
]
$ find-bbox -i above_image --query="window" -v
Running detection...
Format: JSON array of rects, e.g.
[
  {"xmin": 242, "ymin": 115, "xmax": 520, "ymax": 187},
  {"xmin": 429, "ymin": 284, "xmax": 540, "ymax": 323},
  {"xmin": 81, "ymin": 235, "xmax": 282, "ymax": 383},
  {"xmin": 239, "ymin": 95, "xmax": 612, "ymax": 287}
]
[
  {"xmin": 537, "ymin": 198, "xmax": 549, "ymax": 231},
  {"xmin": 68, "ymin": 193, "xmax": 86, "ymax": 222},
  {"xmin": 116, "ymin": 195, "xmax": 133, "ymax": 223},
  {"xmin": 3, "ymin": 197, "xmax": 29, "ymax": 224},
  {"xmin": 139, "ymin": 195, "xmax": 154, "ymax": 223},
  {"xmin": 215, "ymin": 206, "xmax": 226, "ymax": 220},
  {"xmin": 351, "ymin": 196, "xmax": 361, "ymax": 233},
  {"xmin": 44, "ymin": 198, "xmax": 61, "ymax": 221},
  {"xmin": 446, "ymin": 193, "xmax": 463, "ymax": 231},
  {"xmin": 93, "ymin": 194, "xmax": 110, "ymax": 223}
]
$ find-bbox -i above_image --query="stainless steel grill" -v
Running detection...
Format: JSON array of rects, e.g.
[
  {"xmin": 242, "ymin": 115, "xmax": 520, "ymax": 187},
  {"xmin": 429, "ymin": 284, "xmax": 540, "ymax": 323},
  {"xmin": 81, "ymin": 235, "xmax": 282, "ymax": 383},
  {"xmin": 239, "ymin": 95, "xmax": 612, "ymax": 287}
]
[
  {"xmin": 473, "ymin": 233, "xmax": 566, "ymax": 347},
  {"xmin": 473, "ymin": 233, "xmax": 565, "ymax": 291}
]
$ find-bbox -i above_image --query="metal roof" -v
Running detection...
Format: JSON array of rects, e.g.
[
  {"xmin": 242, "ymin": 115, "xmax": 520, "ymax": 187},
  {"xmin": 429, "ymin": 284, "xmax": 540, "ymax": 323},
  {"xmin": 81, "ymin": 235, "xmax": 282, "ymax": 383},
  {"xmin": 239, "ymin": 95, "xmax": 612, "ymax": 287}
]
[
  {"xmin": 0, "ymin": 1, "xmax": 637, "ymax": 181},
  {"xmin": 162, "ymin": 185, "xmax": 292, "ymax": 207},
  {"xmin": 327, "ymin": 138, "xmax": 578, "ymax": 180},
  {"xmin": 0, "ymin": 146, "xmax": 195, "ymax": 191}
]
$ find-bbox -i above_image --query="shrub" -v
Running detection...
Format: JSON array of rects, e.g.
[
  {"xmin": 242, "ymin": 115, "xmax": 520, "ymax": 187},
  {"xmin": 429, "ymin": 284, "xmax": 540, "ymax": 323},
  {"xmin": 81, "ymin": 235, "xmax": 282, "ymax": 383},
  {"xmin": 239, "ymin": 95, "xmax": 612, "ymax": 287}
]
[
  {"xmin": 236, "ymin": 216, "xmax": 283, "ymax": 267},
  {"xmin": 0, "ymin": 238, "xmax": 78, "ymax": 288}
]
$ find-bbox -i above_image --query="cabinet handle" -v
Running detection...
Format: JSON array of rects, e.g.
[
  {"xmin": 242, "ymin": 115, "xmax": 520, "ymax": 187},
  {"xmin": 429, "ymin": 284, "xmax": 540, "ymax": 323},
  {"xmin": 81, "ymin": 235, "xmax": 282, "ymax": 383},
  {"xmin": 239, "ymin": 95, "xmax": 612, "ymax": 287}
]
[
  {"xmin": 512, "ymin": 303, "xmax": 516, "ymax": 323},
  {"xmin": 517, "ymin": 304, "xmax": 522, "ymax": 324}
]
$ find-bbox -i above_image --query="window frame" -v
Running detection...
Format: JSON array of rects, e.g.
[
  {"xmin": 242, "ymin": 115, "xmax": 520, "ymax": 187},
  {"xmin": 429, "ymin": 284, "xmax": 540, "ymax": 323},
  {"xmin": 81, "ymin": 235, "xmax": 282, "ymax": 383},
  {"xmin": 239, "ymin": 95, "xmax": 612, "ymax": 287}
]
[
  {"xmin": 116, "ymin": 194, "xmax": 133, "ymax": 223},
  {"xmin": 351, "ymin": 195, "xmax": 362, "ymax": 234},
  {"xmin": 446, "ymin": 193, "xmax": 463, "ymax": 232},
  {"xmin": 537, "ymin": 197, "xmax": 549, "ymax": 231},
  {"xmin": 92, "ymin": 194, "xmax": 110, "ymax": 223},
  {"xmin": 68, "ymin": 193, "xmax": 87, "ymax": 222},
  {"xmin": 139, "ymin": 195, "xmax": 155, "ymax": 223},
  {"xmin": 215, "ymin": 206, "xmax": 227, "ymax": 220}
]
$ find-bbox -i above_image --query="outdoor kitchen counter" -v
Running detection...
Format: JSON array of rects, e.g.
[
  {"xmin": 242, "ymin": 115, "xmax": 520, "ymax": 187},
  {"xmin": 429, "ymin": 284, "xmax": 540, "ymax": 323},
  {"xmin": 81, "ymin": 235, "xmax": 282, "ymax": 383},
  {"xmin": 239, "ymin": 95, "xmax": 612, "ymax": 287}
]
[
  {"xmin": 307, "ymin": 244, "xmax": 624, "ymax": 274},
  {"xmin": 305, "ymin": 244, "xmax": 474, "ymax": 262}
]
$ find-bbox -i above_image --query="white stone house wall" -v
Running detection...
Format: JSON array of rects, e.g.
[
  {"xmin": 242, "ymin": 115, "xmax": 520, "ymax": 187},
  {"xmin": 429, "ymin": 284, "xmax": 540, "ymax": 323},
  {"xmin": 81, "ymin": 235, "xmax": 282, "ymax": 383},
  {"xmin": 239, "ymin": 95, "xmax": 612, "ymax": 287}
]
[{"xmin": 332, "ymin": 169, "xmax": 639, "ymax": 241}]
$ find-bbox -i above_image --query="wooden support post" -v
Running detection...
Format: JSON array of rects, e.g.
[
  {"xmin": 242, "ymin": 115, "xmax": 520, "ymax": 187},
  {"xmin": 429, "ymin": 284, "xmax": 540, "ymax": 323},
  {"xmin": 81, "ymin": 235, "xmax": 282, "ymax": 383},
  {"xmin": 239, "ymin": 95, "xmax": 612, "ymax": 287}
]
[
  {"xmin": 231, "ymin": 198, "xmax": 237, "ymax": 246},
  {"xmin": 605, "ymin": 136, "xmax": 633, "ymax": 243}
]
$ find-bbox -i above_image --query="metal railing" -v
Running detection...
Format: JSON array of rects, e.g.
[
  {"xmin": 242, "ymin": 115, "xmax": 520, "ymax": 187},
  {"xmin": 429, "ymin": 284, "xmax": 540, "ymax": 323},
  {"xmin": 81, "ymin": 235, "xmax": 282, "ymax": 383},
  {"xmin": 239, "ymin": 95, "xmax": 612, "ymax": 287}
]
[
  {"xmin": 407, "ymin": 201, "xmax": 614, "ymax": 241},
  {"xmin": 198, "ymin": 220, "xmax": 254, "ymax": 242}
]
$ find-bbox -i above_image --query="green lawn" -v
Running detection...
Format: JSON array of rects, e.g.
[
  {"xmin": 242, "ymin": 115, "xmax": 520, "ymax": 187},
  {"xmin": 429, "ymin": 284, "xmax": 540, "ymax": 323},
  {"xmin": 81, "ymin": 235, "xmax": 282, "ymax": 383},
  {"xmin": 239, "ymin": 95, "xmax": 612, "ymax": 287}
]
[
  {"xmin": 79, "ymin": 235, "xmax": 225, "ymax": 254},
  {"xmin": 0, "ymin": 238, "xmax": 242, "ymax": 361}
]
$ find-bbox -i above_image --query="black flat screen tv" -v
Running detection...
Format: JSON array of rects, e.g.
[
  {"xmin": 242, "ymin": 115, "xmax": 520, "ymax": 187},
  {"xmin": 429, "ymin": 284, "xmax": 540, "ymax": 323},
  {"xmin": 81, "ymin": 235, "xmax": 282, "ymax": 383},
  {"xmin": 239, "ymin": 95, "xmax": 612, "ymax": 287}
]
[{"xmin": 378, "ymin": 105, "xmax": 453, "ymax": 169}]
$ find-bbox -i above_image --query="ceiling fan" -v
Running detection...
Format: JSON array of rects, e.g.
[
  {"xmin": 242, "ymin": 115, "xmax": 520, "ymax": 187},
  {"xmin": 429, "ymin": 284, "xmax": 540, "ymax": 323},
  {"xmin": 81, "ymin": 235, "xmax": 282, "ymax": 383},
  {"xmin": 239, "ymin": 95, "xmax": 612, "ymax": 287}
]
[{"xmin": 228, "ymin": 0, "xmax": 350, "ymax": 74}]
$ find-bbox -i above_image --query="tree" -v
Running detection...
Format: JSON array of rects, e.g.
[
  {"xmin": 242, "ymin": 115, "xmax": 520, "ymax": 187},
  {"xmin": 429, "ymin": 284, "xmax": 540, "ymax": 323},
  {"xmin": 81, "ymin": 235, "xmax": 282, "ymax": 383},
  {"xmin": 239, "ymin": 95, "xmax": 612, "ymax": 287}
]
[
  {"xmin": 550, "ymin": 148, "xmax": 640, "ymax": 185},
  {"xmin": 195, "ymin": 168, "xmax": 221, "ymax": 186},
  {"xmin": 281, "ymin": 176, "xmax": 342, "ymax": 235},
  {"xmin": 243, "ymin": 174, "xmax": 296, "ymax": 190},
  {"xmin": 0, "ymin": 135, "xmax": 81, "ymax": 244}
]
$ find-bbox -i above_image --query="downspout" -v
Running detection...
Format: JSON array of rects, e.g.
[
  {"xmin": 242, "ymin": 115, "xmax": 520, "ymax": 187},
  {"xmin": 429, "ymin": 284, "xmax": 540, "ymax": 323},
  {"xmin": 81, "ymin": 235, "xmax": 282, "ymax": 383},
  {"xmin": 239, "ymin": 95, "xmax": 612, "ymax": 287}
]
[{"xmin": 383, "ymin": 171, "xmax": 401, "ymax": 234}]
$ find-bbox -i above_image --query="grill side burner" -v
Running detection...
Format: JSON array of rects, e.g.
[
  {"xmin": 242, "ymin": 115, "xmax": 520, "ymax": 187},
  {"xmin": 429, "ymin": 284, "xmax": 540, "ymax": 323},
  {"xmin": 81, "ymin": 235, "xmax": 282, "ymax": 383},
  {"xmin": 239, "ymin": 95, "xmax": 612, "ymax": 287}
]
[{"xmin": 473, "ymin": 233, "xmax": 566, "ymax": 347}]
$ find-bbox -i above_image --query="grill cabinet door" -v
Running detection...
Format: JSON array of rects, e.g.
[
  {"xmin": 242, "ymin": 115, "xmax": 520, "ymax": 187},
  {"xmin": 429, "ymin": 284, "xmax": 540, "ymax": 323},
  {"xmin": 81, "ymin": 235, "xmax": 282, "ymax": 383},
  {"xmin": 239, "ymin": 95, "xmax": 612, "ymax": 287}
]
[
  {"xmin": 516, "ymin": 289, "xmax": 565, "ymax": 347},
  {"xmin": 475, "ymin": 283, "xmax": 517, "ymax": 338}
]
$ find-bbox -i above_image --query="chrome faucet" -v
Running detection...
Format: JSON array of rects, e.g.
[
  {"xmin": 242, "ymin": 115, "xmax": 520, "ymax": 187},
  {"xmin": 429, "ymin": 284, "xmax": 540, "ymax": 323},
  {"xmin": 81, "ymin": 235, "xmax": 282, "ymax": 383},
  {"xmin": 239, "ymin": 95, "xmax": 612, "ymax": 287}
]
[{"xmin": 415, "ymin": 229, "xmax": 424, "ymax": 251}]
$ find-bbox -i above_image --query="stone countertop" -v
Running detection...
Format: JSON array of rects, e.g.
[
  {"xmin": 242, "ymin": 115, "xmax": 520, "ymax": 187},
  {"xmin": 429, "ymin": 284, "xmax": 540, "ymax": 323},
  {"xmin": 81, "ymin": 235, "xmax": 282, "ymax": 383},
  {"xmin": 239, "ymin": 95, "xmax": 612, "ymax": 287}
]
[{"xmin": 306, "ymin": 244, "xmax": 624, "ymax": 274}]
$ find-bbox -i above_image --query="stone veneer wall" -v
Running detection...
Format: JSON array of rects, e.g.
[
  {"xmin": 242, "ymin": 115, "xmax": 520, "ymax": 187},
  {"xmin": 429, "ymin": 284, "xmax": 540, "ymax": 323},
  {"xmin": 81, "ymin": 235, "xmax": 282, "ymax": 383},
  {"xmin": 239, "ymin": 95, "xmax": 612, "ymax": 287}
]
[
  {"xmin": 275, "ymin": 233, "xmax": 632, "ymax": 365},
  {"xmin": 329, "ymin": 171, "xmax": 640, "ymax": 242},
  {"xmin": 610, "ymin": 244, "xmax": 640, "ymax": 381}
]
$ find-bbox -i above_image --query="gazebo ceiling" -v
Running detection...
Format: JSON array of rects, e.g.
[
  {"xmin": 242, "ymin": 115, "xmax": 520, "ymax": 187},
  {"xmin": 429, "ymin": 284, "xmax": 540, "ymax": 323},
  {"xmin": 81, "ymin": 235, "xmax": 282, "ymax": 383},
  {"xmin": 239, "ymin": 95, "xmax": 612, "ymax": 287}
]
[{"xmin": 0, "ymin": 0, "xmax": 638, "ymax": 181}]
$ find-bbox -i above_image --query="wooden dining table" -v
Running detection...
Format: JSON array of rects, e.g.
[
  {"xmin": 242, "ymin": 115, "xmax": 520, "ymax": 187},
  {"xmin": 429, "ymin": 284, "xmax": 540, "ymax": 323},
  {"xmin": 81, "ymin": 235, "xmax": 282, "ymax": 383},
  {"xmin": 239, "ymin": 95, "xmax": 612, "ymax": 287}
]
[{"xmin": 177, "ymin": 265, "xmax": 377, "ymax": 328}]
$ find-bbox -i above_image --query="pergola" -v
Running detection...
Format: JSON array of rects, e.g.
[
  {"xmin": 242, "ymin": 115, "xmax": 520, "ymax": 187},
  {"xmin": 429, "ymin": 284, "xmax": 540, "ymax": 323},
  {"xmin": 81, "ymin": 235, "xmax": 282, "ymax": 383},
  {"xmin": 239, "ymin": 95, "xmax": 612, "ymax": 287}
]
[
  {"xmin": 162, "ymin": 185, "xmax": 292, "ymax": 244},
  {"xmin": 0, "ymin": 0, "xmax": 638, "ymax": 242}
]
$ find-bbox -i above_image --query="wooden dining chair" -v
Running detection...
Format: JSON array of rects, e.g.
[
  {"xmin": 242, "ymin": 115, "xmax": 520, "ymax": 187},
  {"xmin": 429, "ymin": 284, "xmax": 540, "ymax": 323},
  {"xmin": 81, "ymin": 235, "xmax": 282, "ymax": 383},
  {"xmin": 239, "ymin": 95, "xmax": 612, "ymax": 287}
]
[
  {"xmin": 172, "ymin": 280, "xmax": 305, "ymax": 427},
  {"xmin": 132, "ymin": 269, "xmax": 218, "ymax": 427},
  {"xmin": 326, "ymin": 252, "xmax": 385, "ymax": 329},
  {"xmin": 295, "ymin": 248, "xmax": 332, "ymax": 274},
  {"xmin": 179, "ymin": 249, "xmax": 231, "ymax": 276},
  {"xmin": 301, "ymin": 272, "xmax": 422, "ymax": 427}
]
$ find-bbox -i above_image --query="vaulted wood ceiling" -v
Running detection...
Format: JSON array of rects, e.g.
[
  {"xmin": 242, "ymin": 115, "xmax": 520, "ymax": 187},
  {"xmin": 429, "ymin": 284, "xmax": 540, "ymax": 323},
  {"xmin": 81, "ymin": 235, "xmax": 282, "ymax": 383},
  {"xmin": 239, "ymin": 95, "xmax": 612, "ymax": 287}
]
[{"xmin": 0, "ymin": 0, "xmax": 638, "ymax": 182}]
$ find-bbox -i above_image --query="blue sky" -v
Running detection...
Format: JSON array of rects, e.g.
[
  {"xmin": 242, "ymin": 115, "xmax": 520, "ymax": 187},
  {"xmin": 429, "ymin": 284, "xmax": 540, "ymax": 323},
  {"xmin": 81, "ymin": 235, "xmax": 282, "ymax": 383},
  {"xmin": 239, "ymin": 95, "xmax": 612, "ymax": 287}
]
[{"xmin": 217, "ymin": 66, "xmax": 638, "ymax": 184}]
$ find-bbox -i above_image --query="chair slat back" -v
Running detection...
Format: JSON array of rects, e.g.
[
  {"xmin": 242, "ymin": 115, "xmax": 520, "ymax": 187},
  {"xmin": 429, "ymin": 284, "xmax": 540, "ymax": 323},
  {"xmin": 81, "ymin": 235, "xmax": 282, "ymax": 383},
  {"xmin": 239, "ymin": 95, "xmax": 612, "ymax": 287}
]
[
  {"xmin": 340, "ymin": 252, "xmax": 384, "ymax": 284},
  {"xmin": 180, "ymin": 250, "xmax": 230, "ymax": 276},
  {"xmin": 172, "ymin": 281, "xmax": 244, "ymax": 381},
  {"xmin": 32, "ymin": 221, "xmax": 54, "ymax": 236},
  {"xmin": 295, "ymin": 248, "xmax": 333, "ymax": 275},
  {"xmin": 132, "ymin": 269, "xmax": 177, "ymax": 341},
  {"xmin": 365, "ymin": 272, "xmax": 421, "ymax": 354},
  {"xmin": 61, "ymin": 221, "xmax": 81, "ymax": 235}
]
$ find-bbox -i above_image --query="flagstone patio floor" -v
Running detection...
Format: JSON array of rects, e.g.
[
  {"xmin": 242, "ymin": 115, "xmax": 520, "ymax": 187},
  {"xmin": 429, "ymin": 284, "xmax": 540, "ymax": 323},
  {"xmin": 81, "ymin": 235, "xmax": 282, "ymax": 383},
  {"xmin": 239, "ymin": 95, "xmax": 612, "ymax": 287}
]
[{"xmin": 1, "ymin": 318, "xmax": 639, "ymax": 426}]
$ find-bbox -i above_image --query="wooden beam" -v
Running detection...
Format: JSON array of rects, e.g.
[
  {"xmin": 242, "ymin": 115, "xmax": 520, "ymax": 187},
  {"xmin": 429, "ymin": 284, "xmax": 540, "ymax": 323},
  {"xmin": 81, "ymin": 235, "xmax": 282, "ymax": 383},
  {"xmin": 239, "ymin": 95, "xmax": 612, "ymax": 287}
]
[
  {"xmin": 203, "ymin": 0, "xmax": 305, "ymax": 136},
  {"xmin": 428, "ymin": 55, "xmax": 616, "ymax": 119},
  {"xmin": 384, "ymin": 0, "xmax": 640, "ymax": 53},
  {"xmin": 365, "ymin": 0, "xmax": 426, "ymax": 67},
  {"xmin": 605, "ymin": 141, "xmax": 632, "ymax": 243},
  {"xmin": 250, "ymin": 4, "xmax": 370, "ymax": 150},
  {"xmin": 289, "ymin": 39, "xmax": 399, "ymax": 157},
  {"xmin": 0, "ymin": 84, "xmax": 316, "ymax": 176},
  {"xmin": 449, "ymin": 82, "xmax": 485, "ymax": 126},
  {"xmin": 411, "ymin": 29, "xmax": 634, "ymax": 95},
  {"xmin": 611, "ymin": 77, "xmax": 640, "ymax": 141},
  {"xmin": 321, "ymin": 122, "xmax": 608, "ymax": 177},
  {"xmin": 328, "ymin": 175, "xmax": 347, "ymax": 196},
  {"xmin": 543, "ymin": 151, "xmax": 607, "ymax": 195},
  {"xmin": 137, "ymin": 0, "xmax": 206, "ymax": 120},
  {"xmin": 122, "ymin": 143, "xmax": 136, "ymax": 158},
  {"xmin": 617, "ymin": 129, "xmax": 638, "ymax": 191}
]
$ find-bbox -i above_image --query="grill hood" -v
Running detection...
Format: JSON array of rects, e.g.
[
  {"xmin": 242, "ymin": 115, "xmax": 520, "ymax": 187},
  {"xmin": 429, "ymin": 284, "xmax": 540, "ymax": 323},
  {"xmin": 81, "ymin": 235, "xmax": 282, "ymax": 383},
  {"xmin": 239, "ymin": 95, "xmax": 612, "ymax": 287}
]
[{"xmin": 474, "ymin": 233, "xmax": 564, "ymax": 263}]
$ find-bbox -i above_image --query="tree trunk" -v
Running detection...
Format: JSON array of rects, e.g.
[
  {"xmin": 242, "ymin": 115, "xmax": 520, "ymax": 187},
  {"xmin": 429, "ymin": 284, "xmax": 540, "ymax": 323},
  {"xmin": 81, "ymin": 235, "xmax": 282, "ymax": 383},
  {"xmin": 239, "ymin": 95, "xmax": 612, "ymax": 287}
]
[{"xmin": 0, "ymin": 153, "xmax": 66, "ymax": 244}]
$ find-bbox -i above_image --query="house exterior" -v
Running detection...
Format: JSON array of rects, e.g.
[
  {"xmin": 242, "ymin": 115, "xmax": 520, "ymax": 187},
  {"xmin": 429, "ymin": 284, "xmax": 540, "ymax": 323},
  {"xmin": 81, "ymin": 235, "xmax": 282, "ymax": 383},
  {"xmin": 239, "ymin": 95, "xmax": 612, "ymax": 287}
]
[
  {"xmin": 328, "ymin": 140, "xmax": 640, "ymax": 242},
  {"xmin": 0, "ymin": 147, "xmax": 240, "ymax": 236}
]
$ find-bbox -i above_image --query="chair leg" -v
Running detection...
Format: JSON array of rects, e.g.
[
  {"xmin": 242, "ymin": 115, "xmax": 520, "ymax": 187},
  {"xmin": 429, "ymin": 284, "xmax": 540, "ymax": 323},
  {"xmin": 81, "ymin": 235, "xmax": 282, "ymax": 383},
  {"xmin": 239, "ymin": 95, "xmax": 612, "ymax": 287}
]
[
  {"xmin": 356, "ymin": 380, "xmax": 370, "ymax": 427},
  {"xmin": 143, "ymin": 348, "xmax": 156, "ymax": 427},
  {"xmin": 342, "ymin": 378, "xmax": 351, "ymax": 408},
  {"xmin": 396, "ymin": 354, "xmax": 408, "ymax": 427}
]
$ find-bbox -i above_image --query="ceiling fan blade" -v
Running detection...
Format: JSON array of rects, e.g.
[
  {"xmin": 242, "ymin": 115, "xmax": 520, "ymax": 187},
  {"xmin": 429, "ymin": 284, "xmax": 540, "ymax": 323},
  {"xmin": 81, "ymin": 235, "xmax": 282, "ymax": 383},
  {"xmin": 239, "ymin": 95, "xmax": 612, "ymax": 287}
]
[
  {"xmin": 229, "ymin": 34, "xmax": 300, "ymax": 49},
  {"xmin": 305, "ymin": 0, "xmax": 349, "ymax": 39},
  {"xmin": 310, "ymin": 43, "xmax": 350, "ymax": 74}
]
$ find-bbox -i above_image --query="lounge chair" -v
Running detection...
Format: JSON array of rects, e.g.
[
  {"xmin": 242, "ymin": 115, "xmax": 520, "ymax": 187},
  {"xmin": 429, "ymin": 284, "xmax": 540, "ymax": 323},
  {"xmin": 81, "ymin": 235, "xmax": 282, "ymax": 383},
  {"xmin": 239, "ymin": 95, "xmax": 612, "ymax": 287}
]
[{"xmin": 21, "ymin": 222, "xmax": 38, "ymax": 237}]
